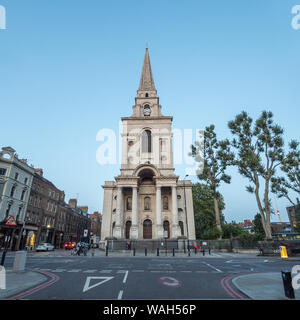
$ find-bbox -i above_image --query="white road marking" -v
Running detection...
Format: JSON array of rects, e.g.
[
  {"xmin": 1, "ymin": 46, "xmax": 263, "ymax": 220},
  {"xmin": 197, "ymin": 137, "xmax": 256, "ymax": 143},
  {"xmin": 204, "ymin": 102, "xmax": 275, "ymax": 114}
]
[
  {"xmin": 132, "ymin": 270, "xmax": 144, "ymax": 273},
  {"xmin": 123, "ymin": 271, "xmax": 129, "ymax": 283},
  {"xmin": 99, "ymin": 270, "xmax": 112, "ymax": 273},
  {"xmin": 83, "ymin": 270, "xmax": 98, "ymax": 273},
  {"xmin": 181, "ymin": 271, "xmax": 192, "ymax": 273},
  {"xmin": 83, "ymin": 276, "xmax": 114, "ymax": 293},
  {"xmin": 38, "ymin": 268, "xmax": 51, "ymax": 271},
  {"xmin": 203, "ymin": 262, "xmax": 223, "ymax": 273},
  {"xmin": 52, "ymin": 269, "xmax": 66, "ymax": 273},
  {"xmin": 196, "ymin": 271, "xmax": 208, "ymax": 273},
  {"xmin": 118, "ymin": 290, "xmax": 123, "ymax": 300},
  {"xmin": 68, "ymin": 269, "xmax": 82, "ymax": 273},
  {"xmin": 117, "ymin": 270, "xmax": 127, "ymax": 274},
  {"xmin": 212, "ymin": 253, "xmax": 222, "ymax": 257}
]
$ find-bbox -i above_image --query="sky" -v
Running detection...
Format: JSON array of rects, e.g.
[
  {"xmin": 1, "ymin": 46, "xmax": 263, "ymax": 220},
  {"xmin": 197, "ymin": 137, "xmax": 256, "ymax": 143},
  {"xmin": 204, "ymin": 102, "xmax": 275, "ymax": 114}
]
[{"xmin": 0, "ymin": 0, "xmax": 299, "ymax": 223}]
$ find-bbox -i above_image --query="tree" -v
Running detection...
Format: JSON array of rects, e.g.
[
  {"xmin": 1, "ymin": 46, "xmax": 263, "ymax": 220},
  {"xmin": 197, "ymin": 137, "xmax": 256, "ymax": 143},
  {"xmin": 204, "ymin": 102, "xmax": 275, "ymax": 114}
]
[
  {"xmin": 252, "ymin": 213, "xmax": 265, "ymax": 239},
  {"xmin": 191, "ymin": 125, "xmax": 234, "ymax": 237},
  {"xmin": 228, "ymin": 111, "xmax": 284, "ymax": 239},
  {"xmin": 192, "ymin": 183, "xmax": 225, "ymax": 239},
  {"xmin": 222, "ymin": 221, "xmax": 245, "ymax": 239},
  {"xmin": 271, "ymin": 140, "xmax": 300, "ymax": 205}
]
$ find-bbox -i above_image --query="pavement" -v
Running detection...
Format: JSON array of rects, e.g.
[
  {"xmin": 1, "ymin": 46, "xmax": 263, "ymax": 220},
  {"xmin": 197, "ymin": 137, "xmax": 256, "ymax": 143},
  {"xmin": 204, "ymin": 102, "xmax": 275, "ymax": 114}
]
[
  {"xmin": 0, "ymin": 269, "xmax": 47, "ymax": 299},
  {"xmin": 0, "ymin": 250, "xmax": 300, "ymax": 300}
]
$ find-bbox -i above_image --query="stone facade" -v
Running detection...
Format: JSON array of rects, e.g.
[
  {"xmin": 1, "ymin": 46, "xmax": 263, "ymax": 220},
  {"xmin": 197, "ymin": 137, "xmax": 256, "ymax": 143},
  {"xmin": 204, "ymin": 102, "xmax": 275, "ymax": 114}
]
[{"xmin": 101, "ymin": 48, "xmax": 196, "ymax": 241}]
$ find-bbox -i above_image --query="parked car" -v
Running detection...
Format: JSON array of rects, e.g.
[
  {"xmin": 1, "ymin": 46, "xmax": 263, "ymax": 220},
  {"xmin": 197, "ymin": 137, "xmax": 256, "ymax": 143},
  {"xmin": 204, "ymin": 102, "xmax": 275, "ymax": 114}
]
[
  {"xmin": 36, "ymin": 243, "xmax": 54, "ymax": 252},
  {"xmin": 64, "ymin": 242, "xmax": 76, "ymax": 250}
]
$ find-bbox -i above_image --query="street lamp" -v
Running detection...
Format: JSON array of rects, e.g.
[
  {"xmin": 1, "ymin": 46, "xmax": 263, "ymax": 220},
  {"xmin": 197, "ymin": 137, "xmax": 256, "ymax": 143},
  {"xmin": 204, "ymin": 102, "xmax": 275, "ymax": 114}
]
[
  {"xmin": 46, "ymin": 224, "xmax": 51, "ymax": 242},
  {"xmin": 183, "ymin": 174, "xmax": 190, "ymax": 254}
]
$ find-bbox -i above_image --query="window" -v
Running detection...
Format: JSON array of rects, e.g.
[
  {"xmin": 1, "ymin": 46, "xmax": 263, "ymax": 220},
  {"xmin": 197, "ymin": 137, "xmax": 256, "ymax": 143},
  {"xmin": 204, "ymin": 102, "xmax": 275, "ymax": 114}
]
[
  {"xmin": 163, "ymin": 196, "xmax": 169, "ymax": 210},
  {"xmin": 144, "ymin": 197, "xmax": 151, "ymax": 210},
  {"xmin": 6, "ymin": 204, "xmax": 11, "ymax": 217},
  {"xmin": 17, "ymin": 207, "xmax": 22, "ymax": 221},
  {"xmin": 179, "ymin": 221, "xmax": 184, "ymax": 236},
  {"xmin": 24, "ymin": 178, "xmax": 28, "ymax": 185},
  {"xmin": 163, "ymin": 220, "xmax": 170, "ymax": 238},
  {"xmin": 177, "ymin": 195, "xmax": 181, "ymax": 200},
  {"xmin": 21, "ymin": 189, "xmax": 26, "ymax": 201},
  {"xmin": 15, "ymin": 172, "xmax": 19, "ymax": 180},
  {"xmin": 10, "ymin": 186, "xmax": 16, "ymax": 197},
  {"xmin": 0, "ymin": 168, "xmax": 6, "ymax": 176},
  {"xmin": 142, "ymin": 130, "xmax": 152, "ymax": 153},
  {"xmin": 126, "ymin": 197, "xmax": 132, "ymax": 211},
  {"xmin": 145, "ymin": 93, "xmax": 149, "ymax": 97}
]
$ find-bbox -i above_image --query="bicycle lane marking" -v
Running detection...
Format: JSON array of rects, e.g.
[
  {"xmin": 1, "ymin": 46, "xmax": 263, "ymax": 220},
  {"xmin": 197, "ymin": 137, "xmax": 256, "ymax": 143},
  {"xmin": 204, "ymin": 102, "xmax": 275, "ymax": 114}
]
[{"xmin": 6, "ymin": 270, "xmax": 60, "ymax": 300}]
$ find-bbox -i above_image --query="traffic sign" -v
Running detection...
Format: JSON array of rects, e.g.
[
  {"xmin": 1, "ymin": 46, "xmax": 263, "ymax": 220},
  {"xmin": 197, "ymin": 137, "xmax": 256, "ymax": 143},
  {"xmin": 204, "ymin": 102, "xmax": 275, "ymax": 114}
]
[{"xmin": 4, "ymin": 216, "xmax": 17, "ymax": 227}]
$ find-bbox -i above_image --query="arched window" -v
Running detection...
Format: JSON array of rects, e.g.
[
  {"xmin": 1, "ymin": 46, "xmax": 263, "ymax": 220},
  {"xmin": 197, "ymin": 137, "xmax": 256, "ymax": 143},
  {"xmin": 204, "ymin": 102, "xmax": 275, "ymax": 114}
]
[
  {"xmin": 144, "ymin": 197, "xmax": 151, "ymax": 210},
  {"xmin": 145, "ymin": 93, "xmax": 149, "ymax": 97},
  {"xmin": 143, "ymin": 219, "xmax": 152, "ymax": 239},
  {"xmin": 163, "ymin": 220, "xmax": 170, "ymax": 239},
  {"xmin": 112, "ymin": 222, "xmax": 116, "ymax": 236},
  {"xmin": 126, "ymin": 197, "xmax": 132, "ymax": 211},
  {"xmin": 125, "ymin": 221, "xmax": 131, "ymax": 239},
  {"xmin": 142, "ymin": 130, "xmax": 152, "ymax": 153},
  {"xmin": 179, "ymin": 221, "xmax": 184, "ymax": 236},
  {"xmin": 163, "ymin": 196, "xmax": 169, "ymax": 210}
]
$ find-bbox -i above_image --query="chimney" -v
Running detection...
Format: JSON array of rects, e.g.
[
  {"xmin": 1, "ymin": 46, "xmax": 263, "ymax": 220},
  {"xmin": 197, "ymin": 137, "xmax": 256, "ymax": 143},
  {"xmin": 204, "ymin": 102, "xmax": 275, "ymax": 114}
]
[
  {"xmin": 34, "ymin": 168, "xmax": 43, "ymax": 176},
  {"xmin": 69, "ymin": 198, "xmax": 77, "ymax": 208}
]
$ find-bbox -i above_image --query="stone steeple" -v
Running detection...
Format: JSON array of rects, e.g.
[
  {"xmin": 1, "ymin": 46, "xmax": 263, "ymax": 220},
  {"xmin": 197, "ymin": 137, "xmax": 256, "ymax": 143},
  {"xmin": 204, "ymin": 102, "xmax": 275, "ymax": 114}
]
[{"xmin": 137, "ymin": 47, "xmax": 157, "ymax": 96}]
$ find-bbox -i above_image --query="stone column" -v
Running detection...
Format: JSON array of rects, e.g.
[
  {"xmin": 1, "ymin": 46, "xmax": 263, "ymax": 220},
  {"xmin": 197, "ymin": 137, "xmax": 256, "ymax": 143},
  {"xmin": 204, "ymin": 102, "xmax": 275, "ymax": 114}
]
[
  {"xmin": 130, "ymin": 186, "xmax": 139, "ymax": 239},
  {"xmin": 172, "ymin": 186, "xmax": 180, "ymax": 238},
  {"xmin": 156, "ymin": 186, "xmax": 163, "ymax": 238},
  {"xmin": 114, "ymin": 187, "xmax": 123, "ymax": 239}
]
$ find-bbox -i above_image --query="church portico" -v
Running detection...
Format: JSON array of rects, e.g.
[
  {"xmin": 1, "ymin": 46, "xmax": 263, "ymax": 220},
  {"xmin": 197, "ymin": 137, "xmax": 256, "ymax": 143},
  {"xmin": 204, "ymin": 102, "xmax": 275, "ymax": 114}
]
[{"xmin": 101, "ymin": 47, "xmax": 195, "ymax": 241}]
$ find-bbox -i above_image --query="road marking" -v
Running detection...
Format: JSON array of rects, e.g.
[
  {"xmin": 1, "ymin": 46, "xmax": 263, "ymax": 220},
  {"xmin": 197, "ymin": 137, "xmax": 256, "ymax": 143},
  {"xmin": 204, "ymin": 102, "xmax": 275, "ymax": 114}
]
[
  {"xmin": 68, "ymin": 269, "xmax": 81, "ymax": 273},
  {"xmin": 38, "ymin": 268, "xmax": 51, "ymax": 271},
  {"xmin": 158, "ymin": 277, "xmax": 182, "ymax": 288},
  {"xmin": 132, "ymin": 270, "xmax": 144, "ymax": 273},
  {"xmin": 118, "ymin": 290, "xmax": 123, "ymax": 300},
  {"xmin": 123, "ymin": 271, "xmax": 129, "ymax": 283},
  {"xmin": 52, "ymin": 269, "xmax": 66, "ymax": 273},
  {"xmin": 100, "ymin": 270, "xmax": 112, "ymax": 273},
  {"xmin": 196, "ymin": 271, "xmax": 208, "ymax": 273},
  {"xmin": 117, "ymin": 270, "xmax": 127, "ymax": 274},
  {"xmin": 203, "ymin": 262, "xmax": 223, "ymax": 273},
  {"xmin": 83, "ymin": 270, "xmax": 98, "ymax": 273},
  {"xmin": 212, "ymin": 253, "xmax": 222, "ymax": 257},
  {"xmin": 83, "ymin": 276, "xmax": 114, "ymax": 293},
  {"xmin": 181, "ymin": 271, "xmax": 192, "ymax": 273}
]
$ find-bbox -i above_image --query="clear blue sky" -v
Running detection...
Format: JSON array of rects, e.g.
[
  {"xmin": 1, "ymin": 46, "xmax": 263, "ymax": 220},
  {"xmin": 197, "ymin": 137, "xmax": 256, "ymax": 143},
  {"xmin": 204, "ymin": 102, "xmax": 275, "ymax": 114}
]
[{"xmin": 0, "ymin": 0, "xmax": 299, "ymax": 222}]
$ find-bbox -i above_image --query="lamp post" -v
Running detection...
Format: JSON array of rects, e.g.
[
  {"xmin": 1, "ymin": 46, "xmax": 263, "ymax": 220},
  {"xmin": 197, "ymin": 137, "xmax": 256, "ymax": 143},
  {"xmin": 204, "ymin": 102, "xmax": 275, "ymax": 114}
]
[
  {"xmin": 183, "ymin": 174, "xmax": 190, "ymax": 253},
  {"xmin": 46, "ymin": 224, "xmax": 51, "ymax": 243}
]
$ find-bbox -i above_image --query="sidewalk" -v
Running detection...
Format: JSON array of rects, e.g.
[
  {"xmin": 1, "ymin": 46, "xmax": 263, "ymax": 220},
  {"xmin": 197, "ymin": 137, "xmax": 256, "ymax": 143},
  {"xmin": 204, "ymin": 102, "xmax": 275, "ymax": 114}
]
[
  {"xmin": 233, "ymin": 272, "xmax": 300, "ymax": 300},
  {"xmin": 0, "ymin": 269, "xmax": 47, "ymax": 299}
]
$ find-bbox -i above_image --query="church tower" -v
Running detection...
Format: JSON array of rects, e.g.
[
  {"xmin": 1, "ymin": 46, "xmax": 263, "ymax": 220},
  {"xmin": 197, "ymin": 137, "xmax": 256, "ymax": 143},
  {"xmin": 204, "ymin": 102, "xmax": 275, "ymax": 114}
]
[{"xmin": 101, "ymin": 48, "xmax": 196, "ymax": 241}]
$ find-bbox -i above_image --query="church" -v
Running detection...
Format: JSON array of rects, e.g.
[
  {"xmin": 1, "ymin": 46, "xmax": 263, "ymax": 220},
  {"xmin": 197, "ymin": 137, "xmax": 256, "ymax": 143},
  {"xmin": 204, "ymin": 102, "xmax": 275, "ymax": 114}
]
[{"xmin": 101, "ymin": 48, "xmax": 196, "ymax": 241}]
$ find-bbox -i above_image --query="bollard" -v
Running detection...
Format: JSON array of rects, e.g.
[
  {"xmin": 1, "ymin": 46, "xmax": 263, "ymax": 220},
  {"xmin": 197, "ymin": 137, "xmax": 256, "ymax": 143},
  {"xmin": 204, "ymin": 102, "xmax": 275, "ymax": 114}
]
[
  {"xmin": 203, "ymin": 249, "xmax": 205, "ymax": 256},
  {"xmin": 0, "ymin": 251, "xmax": 7, "ymax": 266},
  {"xmin": 157, "ymin": 248, "xmax": 159, "ymax": 256},
  {"xmin": 188, "ymin": 248, "xmax": 190, "ymax": 257},
  {"xmin": 173, "ymin": 248, "xmax": 175, "ymax": 257},
  {"xmin": 281, "ymin": 270, "xmax": 295, "ymax": 299},
  {"xmin": 145, "ymin": 248, "xmax": 147, "ymax": 256},
  {"xmin": 133, "ymin": 248, "xmax": 136, "ymax": 256},
  {"xmin": 105, "ymin": 246, "xmax": 108, "ymax": 257},
  {"xmin": 13, "ymin": 251, "xmax": 27, "ymax": 273},
  {"xmin": 209, "ymin": 248, "xmax": 211, "ymax": 255}
]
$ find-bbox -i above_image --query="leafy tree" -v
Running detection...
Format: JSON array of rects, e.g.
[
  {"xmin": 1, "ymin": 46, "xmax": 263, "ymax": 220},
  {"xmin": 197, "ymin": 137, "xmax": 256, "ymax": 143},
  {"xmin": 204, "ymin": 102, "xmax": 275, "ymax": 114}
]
[
  {"xmin": 252, "ymin": 213, "xmax": 265, "ymax": 239},
  {"xmin": 228, "ymin": 111, "xmax": 284, "ymax": 239},
  {"xmin": 272, "ymin": 140, "xmax": 300, "ymax": 205},
  {"xmin": 192, "ymin": 183, "xmax": 225, "ymax": 239},
  {"xmin": 222, "ymin": 221, "xmax": 245, "ymax": 239},
  {"xmin": 191, "ymin": 125, "xmax": 234, "ymax": 237}
]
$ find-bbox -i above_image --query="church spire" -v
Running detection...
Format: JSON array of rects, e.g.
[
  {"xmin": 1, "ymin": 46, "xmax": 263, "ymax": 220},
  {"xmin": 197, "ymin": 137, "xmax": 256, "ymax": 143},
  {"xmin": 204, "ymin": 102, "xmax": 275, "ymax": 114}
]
[{"xmin": 138, "ymin": 47, "xmax": 156, "ymax": 92}]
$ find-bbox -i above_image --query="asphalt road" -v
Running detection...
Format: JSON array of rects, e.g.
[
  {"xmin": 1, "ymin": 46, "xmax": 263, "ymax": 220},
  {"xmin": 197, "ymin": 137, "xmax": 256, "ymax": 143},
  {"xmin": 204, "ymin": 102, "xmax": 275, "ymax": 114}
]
[{"xmin": 2, "ymin": 250, "xmax": 298, "ymax": 300}]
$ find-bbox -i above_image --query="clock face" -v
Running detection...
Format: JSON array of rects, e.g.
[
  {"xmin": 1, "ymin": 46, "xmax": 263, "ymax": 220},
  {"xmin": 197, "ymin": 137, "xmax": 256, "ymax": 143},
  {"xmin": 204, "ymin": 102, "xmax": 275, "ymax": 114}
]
[{"xmin": 144, "ymin": 105, "xmax": 151, "ymax": 116}]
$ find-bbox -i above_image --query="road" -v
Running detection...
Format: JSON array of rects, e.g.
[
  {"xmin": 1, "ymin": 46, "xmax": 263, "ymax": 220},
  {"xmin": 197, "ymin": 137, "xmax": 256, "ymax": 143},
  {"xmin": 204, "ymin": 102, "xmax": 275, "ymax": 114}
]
[{"xmin": 1, "ymin": 250, "xmax": 298, "ymax": 300}]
